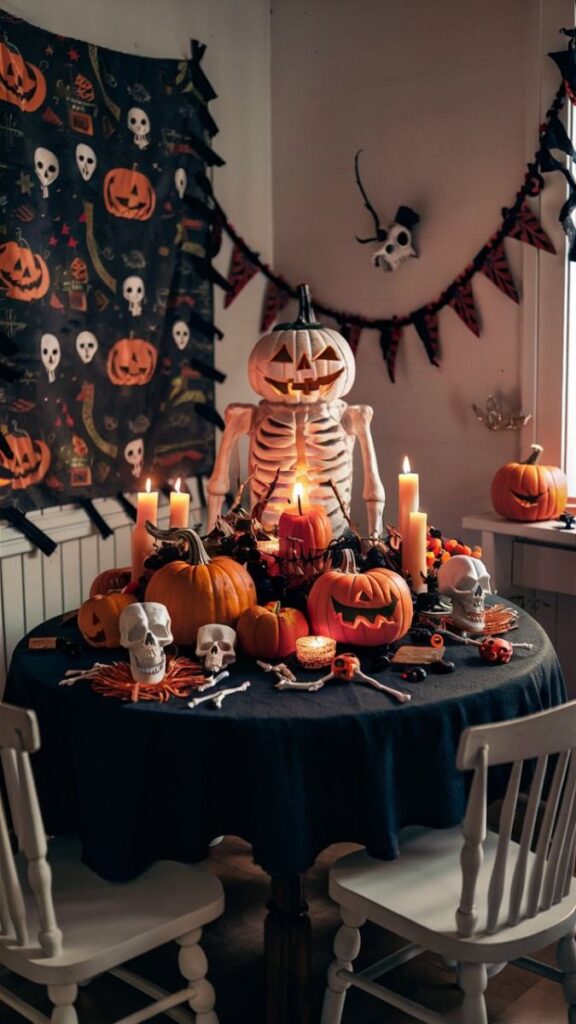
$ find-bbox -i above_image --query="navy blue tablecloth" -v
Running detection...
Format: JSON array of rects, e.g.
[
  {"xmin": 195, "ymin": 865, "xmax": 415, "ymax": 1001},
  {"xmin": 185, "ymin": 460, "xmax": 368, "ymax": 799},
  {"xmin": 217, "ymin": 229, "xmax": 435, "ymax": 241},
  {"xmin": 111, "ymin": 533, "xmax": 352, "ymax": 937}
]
[{"xmin": 4, "ymin": 605, "xmax": 565, "ymax": 882}]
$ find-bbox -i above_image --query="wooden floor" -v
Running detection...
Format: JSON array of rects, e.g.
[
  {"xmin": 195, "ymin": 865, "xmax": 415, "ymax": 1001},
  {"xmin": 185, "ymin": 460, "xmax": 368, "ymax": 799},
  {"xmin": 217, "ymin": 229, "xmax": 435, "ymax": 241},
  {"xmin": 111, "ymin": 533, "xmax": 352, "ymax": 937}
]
[{"xmin": 0, "ymin": 835, "xmax": 569, "ymax": 1023}]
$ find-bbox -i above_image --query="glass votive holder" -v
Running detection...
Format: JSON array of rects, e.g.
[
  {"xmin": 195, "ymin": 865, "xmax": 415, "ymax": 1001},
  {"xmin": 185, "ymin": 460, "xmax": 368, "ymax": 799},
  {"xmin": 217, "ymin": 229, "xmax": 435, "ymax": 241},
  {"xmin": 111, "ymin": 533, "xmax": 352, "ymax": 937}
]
[{"xmin": 295, "ymin": 636, "xmax": 336, "ymax": 669}]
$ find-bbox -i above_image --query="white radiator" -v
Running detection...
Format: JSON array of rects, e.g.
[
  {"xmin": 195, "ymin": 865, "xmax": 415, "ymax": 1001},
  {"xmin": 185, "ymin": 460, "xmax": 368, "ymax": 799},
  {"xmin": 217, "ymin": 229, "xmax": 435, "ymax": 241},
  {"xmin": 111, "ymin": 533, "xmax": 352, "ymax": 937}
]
[{"xmin": 0, "ymin": 488, "xmax": 205, "ymax": 694}]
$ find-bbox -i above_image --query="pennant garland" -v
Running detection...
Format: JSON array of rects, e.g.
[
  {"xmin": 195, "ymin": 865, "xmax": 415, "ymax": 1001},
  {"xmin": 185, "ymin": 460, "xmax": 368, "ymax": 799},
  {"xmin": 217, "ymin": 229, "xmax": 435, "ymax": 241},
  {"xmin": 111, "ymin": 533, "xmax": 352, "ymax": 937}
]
[
  {"xmin": 339, "ymin": 322, "xmax": 363, "ymax": 356},
  {"xmin": 379, "ymin": 322, "xmax": 403, "ymax": 383},
  {"xmin": 448, "ymin": 278, "xmax": 480, "ymax": 337},
  {"xmin": 505, "ymin": 201, "xmax": 556, "ymax": 254},
  {"xmin": 223, "ymin": 242, "xmax": 260, "ymax": 307},
  {"xmin": 260, "ymin": 280, "xmax": 291, "ymax": 332},
  {"xmin": 480, "ymin": 242, "xmax": 520, "ymax": 304}
]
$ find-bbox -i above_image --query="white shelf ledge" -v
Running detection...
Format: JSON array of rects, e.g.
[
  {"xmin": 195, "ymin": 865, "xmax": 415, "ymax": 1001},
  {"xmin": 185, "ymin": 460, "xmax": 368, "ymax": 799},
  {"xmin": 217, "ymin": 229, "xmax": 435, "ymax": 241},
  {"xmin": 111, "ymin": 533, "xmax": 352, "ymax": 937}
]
[{"xmin": 462, "ymin": 511, "xmax": 576, "ymax": 549}]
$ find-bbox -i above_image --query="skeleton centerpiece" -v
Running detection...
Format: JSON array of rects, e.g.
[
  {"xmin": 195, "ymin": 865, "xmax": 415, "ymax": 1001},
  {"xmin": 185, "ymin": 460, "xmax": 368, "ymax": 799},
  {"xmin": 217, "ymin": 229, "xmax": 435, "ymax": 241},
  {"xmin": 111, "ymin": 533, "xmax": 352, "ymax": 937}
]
[{"xmin": 207, "ymin": 284, "xmax": 385, "ymax": 539}]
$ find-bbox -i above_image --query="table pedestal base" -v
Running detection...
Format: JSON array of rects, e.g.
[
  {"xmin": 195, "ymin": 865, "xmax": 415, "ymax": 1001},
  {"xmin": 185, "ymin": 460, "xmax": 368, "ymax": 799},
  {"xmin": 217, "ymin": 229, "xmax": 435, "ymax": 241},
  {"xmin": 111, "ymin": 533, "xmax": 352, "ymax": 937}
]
[{"xmin": 265, "ymin": 874, "xmax": 311, "ymax": 1024}]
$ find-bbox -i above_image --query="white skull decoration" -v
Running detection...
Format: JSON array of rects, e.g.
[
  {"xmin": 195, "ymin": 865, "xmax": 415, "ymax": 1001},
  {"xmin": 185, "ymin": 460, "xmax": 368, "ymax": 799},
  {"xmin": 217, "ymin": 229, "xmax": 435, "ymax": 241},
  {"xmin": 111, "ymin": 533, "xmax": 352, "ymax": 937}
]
[
  {"xmin": 372, "ymin": 211, "xmax": 418, "ymax": 272},
  {"xmin": 123, "ymin": 276, "xmax": 145, "ymax": 316},
  {"xmin": 437, "ymin": 555, "xmax": 492, "ymax": 635},
  {"xmin": 76, "ymin": 330, "xmax": 98, "ymax": 364},
  {"xmin": 124, "ymin": 438, "xmax": 144, "ymax": 478},
  {"xmin": 172, "ymin": 319, "xmax": 190, "ymax": 350},
  {"xmin": 195, "ymin": 625, "xmax": 237, "ymax": 674},
  {"xmin": 119, "ymin": 602, "xmax": 172, "ymax": 685},
  {"xmin": 75, "ymin": 143, "xmax": 97, "ymax": 182},
  {"xmin": 40, "ymin": 334, "xmax": 61, "ymax": 383},
  {"xmin": 128, "ymin": 107, "xmax": 150, "ymax": 149},
  {"xmin": 34, "ymin": 147, "xmax": 59, "ymax": 198},
  {"xmin": 175, "ymin": 168, "xmax": 187, "ymax": 200}
]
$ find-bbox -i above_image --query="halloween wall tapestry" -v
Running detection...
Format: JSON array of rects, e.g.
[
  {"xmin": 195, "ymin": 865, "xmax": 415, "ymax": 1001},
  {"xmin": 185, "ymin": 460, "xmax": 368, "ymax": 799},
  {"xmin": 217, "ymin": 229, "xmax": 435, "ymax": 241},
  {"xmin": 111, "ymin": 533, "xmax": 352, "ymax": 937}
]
[{"xmin": 0, "ymin": 11, "xmax": 223, "ymax": 518}]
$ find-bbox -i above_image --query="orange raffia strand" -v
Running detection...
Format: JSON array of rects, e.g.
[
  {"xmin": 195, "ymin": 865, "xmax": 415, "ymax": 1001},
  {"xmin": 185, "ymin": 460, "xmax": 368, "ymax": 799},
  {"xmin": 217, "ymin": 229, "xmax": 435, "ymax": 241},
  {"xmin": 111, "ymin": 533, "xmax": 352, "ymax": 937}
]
[{"xmin": 90, "ymin": 657, "xmax": 206, "ymax": 702}]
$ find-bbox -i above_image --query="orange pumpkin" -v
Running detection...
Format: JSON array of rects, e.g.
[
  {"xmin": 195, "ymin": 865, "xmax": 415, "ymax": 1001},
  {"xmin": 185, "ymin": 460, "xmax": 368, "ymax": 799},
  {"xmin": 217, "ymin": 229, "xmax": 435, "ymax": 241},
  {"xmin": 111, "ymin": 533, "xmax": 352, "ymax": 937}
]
[
  {"xmin": 491, "ymin": 444, "xmax": 567, "ymax": 522},
  {"xmin": 103, "ymin": 168, "xmax": 156, "ymax": 221},
  {"xmin": 89, "ymin": 566, "xmax": 132, "ymax": 597},
  {"xmin": 237, "ymin": 601, "xmax": 309, "ymax": 659},
  {"xmin": 107, "ymin": 338, "xmax": 158, "ymax": 386},
  {"xmin": 78, "ymin": 593, "xmax": 137, "ymax": 648},
  {"xmin": 145, "ymin": 527, "xmax": 257, "ymax": 646},
  {"xmin": 0, "ymin": 41, "xmax": 46, "ymax": 112},
  {"xmin": 0, "ymin": 239, "xmax": 50, "ymax": 302},
  {"xmin": 0, "ymin": 429, "xmax": 51, "ymax": 490},
  {"xmin": 307, "ymin": 549, "xmax": 413, "ymax": 647}
]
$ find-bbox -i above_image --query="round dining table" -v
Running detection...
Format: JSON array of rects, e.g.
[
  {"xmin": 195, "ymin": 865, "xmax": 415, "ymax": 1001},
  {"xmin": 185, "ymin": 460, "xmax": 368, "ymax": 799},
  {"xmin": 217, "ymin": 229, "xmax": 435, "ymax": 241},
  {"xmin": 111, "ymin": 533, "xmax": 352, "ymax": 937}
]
[{"xmin": 4, "ymin": 602, "xmax": 566, "ymax": 1024}]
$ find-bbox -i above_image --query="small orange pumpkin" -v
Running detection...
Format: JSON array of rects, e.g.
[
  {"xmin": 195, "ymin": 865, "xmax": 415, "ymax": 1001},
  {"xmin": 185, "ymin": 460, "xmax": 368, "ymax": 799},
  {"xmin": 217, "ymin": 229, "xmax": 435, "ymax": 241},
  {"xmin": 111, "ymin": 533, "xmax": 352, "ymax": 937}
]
[
  {"xmin": 145, "ymin": 527, "xmax": 257, "ymax": 646},
  {"xmin": 89, "ymin": 566, "xmax": 132, "ymax": 597},
  {"xmin": 103, "ymin": 167, "xmax": 156, "ymax": 221},
  {"xmin": 491, "ymin": 444, "xmax": 567, "ymax": 522},
  {"xmin": 237, "ymin": 601, "xmax": 309, "ymax": 659},
  {"xmin": 107, "ymin": 338, "xmax": 158, "ymax": 386},
  {"xmin": 0, "ymin": 429, "xmax": 51, "ymax": 490},
  {"xmin": 0, "ymin": 239, "xmax": 50, "ymax": 302},
  {"xmin": 78, "ymin": 593, "xmax": 137, "ymax": 648},
  {"xmin": 307, "ymin": 549, "xmax": 413, "ymax": 647},
  {"xmin": 0, "ymin": 41, "xmax": 46, "ymax": 112}
]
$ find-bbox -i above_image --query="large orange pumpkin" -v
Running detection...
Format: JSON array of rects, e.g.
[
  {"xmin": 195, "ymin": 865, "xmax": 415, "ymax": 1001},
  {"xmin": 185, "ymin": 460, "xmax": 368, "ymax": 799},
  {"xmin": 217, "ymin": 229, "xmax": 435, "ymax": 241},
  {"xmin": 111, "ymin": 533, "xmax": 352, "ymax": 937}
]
[
  {"xmin": 89, "ymin": 566, "xmax": 132, "ymax": 597},
  {"xmin": 491, "ymin": 444, "xmax": 567, "ymax": 522},
  {"xmin": 237, "ymin": 601, "xmax": 309, "ymax": 659},
  {"xmin": 78, "ymin": 593, "xmax": 137, "ymax": 648},
  {"xmin": 0, "ymin": 41, "xmax": 46, "ymax": 112},
  {"xmin": 307, "ymin": 549, "xmax": 413, "ymax": 647},
  {"xmin": 103, "ymin": 168, "xmax": 156, "ymax": 221},
  {"xmin": 107, "ymin": 338, "xmax": 158, "ymax": 386},
  {"xmin": 0, "ymin": 430, "xmax": 51, "ymax": 490},
  {"xmin": 145, "ymin": 527, "xmax": 257, "ymax": 646},
  {"xmin": 0, "ymin": 239, "xmax": 50, "ymax": 301}
]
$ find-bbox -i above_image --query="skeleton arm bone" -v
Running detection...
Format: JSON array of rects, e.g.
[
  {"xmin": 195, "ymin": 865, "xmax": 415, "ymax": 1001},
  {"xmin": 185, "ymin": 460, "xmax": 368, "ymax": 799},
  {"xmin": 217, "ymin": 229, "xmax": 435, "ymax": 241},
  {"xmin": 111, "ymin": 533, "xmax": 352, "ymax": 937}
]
[
  {"xmin": 206, "ymin": 404, "xmax": 255, "ymax": 529},
  {"xmin": 342, "ymin": 405, "xmax": 385, "ymax": 536}
]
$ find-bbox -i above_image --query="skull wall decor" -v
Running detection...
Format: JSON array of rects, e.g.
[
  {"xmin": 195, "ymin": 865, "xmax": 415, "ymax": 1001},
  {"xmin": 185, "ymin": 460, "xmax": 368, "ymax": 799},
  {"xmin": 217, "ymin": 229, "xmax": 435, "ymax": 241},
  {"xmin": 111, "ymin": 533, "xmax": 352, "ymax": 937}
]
[
  {"xmin": 128, "ymin": 107, "xmax": 150, "ymax": 149},
  {"xmin": 34, "ymin": 146, "xmax": 59, "ymax": 198},
  {"xmin": 123, "ymin": 275, "xmax": 145, "ymax": 316},
  {"xmin": 437, "ymin": 555, "xmax": 492, "ymax": 635},
  {"xmin": 172, "ymin": 319, "xmax": 190, "ymax": 350},
  {"xmin": 76, "ymin": 330, "xmax": 98, "ymax": 364},
  {"xmin": 40, "ymin": 333, "xmax": 61, "ymax": 383},
  {"xmin": 75, "ymin": 143, "xmax": 97, "ymax": 182},
  {"xmin": 175, "ymin": 167, "xmax": 187, "ymax": 199},
  {"xmin": 124, "ymin": 438, "xmax": 144, "ymax": 478},
  {"xmin": 119, "ymin": 602, "xmax": 173, "ymax": 685},
  {"xmin": 196, "ymin": 624, "xmax": 237, "ymax": 674},
  {"xmin": 354, "ymin": 150, "xmax": 420, "ymax": 272}
]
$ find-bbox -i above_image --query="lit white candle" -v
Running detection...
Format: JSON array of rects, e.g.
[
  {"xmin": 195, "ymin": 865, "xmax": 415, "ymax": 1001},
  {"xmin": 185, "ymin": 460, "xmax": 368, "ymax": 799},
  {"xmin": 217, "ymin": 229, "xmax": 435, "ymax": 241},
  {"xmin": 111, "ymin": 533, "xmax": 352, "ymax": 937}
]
[
  {"xmin": 398, "ymin": 456, "xmax": 419, "ymax": 567},
  {"xmin": 405, "ymin": 510, "xmax": 428, "ymax": 594},
  {"xmin": 131, "ymin": 478, "xmax": 158, "ymax": 582},
  {"xmin": 169, "ymin": 477, "xmax": 190, "ymax": 529}
]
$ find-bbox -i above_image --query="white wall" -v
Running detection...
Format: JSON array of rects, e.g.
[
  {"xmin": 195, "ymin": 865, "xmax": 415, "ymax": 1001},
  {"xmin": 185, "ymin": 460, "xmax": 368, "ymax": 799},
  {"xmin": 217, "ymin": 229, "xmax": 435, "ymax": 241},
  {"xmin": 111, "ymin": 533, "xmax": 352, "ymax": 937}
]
[{"xmin": 270, "ymin": 0, "xmax": 563, "ymax": 539}]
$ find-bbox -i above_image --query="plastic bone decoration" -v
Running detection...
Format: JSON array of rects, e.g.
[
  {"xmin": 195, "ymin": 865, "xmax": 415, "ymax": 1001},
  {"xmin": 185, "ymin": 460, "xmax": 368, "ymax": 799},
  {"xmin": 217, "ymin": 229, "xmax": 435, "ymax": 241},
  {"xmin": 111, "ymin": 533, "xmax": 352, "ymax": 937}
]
[
  {"xmin": 354, "ymin": 150, "xmax": 420, "ymax": 271},
  {"xmin": 206, "ymin": 284, "xmax": 385, "ymax": 539},
  {"xmin": 437, "ymin": 555, "xmax": 492, "ymax": 635},
  {"xmin": 119, "ymin": 602, "xmax": 173, "ymax": 685}
]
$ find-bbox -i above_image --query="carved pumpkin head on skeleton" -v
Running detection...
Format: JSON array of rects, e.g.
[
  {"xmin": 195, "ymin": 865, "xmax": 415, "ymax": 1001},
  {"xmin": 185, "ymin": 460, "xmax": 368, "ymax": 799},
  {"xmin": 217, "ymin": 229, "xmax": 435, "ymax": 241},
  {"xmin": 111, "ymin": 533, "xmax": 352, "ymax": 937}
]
[{"xmin": 248, "ymin": 285, "xmax": 355, "ymax": 405}]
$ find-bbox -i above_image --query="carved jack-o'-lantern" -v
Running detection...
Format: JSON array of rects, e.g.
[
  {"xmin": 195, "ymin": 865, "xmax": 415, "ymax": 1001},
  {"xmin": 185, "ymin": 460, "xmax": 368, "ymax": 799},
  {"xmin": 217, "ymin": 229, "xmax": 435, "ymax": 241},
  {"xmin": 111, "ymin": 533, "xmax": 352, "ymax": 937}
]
[
  {"xmin": 0, "ymin": 41, "xmax": 46, "ymax": 112},
  {"xmin": 491, "ymin": 444, "xmax": 567, "ymax": 522},
  {"xmin": 0, "ymin": 239, "xmax": 50, "ymax": 302},
  {"xmin": 103, "ymin": 168, "xmax": 156, "ymax": 221},
  {"xmin": 0, "ymin": 430, "xmax": 51, "ymax": 490},
  {"xmin": 78, "ymin": 593, "xmax": 137, "ymax": 649},
  {"xmin": 107, "ymin": 338, "xmax": 158, "ymax": 386},
  {"xmin": 307, "ymin": 549, "xmax": 413, "ymax": 647},
  {"xmin": 248, "ymin": 287, "xmax": 355, "ymax": 405}
]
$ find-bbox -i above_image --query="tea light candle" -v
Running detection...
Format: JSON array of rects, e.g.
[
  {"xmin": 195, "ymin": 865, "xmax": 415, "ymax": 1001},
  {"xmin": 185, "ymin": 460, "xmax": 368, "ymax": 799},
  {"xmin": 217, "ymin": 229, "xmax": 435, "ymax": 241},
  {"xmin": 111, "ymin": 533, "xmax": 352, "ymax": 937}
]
[
  {"xmin": 131, "ymin": 478, "xmax": 158, "ymax": 582},
  {"xmin": 169, "ymin": 477, "xmax": 190, "ymax": 529},
  {"xmin": 295, "ymin": 635, "xmax": 336, "ymax": 669},
  {"xmin": 405, "ymin": 510, "xmax": 428, "ymax": 594},
  {"xmin": 398, "ymin": 456, "xmax": 419, "ymax": 567}
]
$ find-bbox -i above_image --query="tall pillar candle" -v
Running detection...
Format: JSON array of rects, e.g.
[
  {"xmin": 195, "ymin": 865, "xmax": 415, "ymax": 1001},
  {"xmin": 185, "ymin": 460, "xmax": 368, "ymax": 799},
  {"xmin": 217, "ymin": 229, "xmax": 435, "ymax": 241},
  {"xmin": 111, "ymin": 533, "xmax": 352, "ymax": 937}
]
[
  {"xmin": 398, "ymin": 456, "xmax": 419, "ymax": 568},
  {"xmin": 169, "ymin": 478, "xmax": 190, "ymax": 529},
  {"xmin": 405, "ymin": 511, "xmax": 427, "ymax": 594},
  {"xmin": 131, "ymin": 479, "xmax": 158, "ymax": 582}
]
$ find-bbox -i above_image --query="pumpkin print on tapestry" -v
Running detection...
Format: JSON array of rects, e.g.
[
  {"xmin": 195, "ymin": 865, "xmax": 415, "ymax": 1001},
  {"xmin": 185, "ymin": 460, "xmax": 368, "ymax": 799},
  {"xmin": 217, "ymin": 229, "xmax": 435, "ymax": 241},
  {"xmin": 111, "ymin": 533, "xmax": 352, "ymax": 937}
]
[{"xmin": 0, "ymin": 10, "xmax": 219, "ymax": 511}]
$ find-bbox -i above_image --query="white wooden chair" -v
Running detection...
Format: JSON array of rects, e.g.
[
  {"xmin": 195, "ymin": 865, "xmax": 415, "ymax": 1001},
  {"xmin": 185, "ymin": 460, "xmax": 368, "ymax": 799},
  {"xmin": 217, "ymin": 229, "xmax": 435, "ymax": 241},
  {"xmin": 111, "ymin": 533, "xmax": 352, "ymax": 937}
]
[
  {"xmin": 0, "ymin": 702, "xmax": 224, "ymax": 1024},
  {"xmin": 321, "ymin": 699, "xmax": 576, "ymax": 1024}
]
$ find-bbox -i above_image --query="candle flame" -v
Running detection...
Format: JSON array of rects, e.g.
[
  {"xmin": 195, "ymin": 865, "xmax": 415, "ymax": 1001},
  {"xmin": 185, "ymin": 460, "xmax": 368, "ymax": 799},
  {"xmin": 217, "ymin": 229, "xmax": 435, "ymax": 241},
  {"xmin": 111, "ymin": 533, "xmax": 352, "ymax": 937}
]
[
  {"xmin": 145, "ymin": 478, "xmax": 152, "ymax": 493},
  {"xmin": 174, "ymin": 477, "xmax": 181, "ymax": 493},
  {"xmin": 293, "ymin": 482, "xmax": 304, "ymax": 504},
  {"xmin": 402, "ymin": 456, "xmax": 411, "ymax": 474}
]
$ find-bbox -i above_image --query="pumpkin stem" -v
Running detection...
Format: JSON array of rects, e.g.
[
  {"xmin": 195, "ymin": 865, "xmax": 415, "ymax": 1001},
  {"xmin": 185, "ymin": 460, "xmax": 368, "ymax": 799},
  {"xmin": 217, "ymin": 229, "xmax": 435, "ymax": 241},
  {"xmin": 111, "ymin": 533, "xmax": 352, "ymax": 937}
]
[
  {"xmin": 522, "ymin": 443, "xmax": 543, "ymax": 466},
  {"xmin": 266, "ymin": 601, "xmax": 282, "ymax": 615},
  {"xmin": 295, "ymin": 284, "xmax": 319, "ymax": 326},
  {"xmin": 145, "ymin": 522, "xmax": 211, "ymax": 565},
  {"xmin": 339, "ymin": 548, "xmax": 358, "ymax": 574}
]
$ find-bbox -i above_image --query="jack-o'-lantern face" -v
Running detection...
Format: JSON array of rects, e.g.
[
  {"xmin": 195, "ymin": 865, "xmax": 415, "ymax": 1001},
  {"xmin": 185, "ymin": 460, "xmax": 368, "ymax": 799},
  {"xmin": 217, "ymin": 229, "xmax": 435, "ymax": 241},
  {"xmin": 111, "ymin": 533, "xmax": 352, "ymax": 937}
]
[
  {"xmin": 0, "ymin": 240, "xmax": 50, "ymax": 302},
  {"xmin": 0, "ymin": 431, "xmax": 51, "ymax": 490},
  {"xmin": 103, "ymin": 168, "xmax": 156, "ymax": 221},
  {"xmin": 0, "ymin": 41, "xmax": 46, "ymax": 112},
  {"xmin": 78, "ymin": 593, "xmax": 137, "ymax": 649},
  {"xmin": 248, "ymin": 285, "xmax": 355, "ymax": 405},
  {"xmin": 107, "ymin": 338, "xmax": 158, "ymax": 386},
  {"xmin": 491, "ymin": 445, "xmax": 567, "ymax": 523}
]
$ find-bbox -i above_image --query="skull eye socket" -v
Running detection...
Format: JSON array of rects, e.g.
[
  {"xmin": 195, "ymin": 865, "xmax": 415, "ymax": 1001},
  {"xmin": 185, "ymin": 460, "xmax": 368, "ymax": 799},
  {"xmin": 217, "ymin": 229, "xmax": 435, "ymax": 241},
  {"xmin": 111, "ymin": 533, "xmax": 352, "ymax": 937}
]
[
  {"xmin": 127, "ymin": 624, "xmax": 146, "ymax": 643},
  {"xmin": 271, "ymin": 345, "xmax": 292, "ymax": 363},
  {"xmin": 396, "ymin": 231, "xmax": 409, "ymax": 246},
  {"xmin": 317, "ymin": 345, "xmax": 339, "ymax": 361}
]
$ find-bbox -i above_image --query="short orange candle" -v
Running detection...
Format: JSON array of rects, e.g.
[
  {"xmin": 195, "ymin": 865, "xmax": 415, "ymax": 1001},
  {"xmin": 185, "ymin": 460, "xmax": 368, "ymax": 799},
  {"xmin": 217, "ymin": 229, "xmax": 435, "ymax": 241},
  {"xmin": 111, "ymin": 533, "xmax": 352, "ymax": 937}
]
[
  {"xmin": 131, "ymin": 478, "xmax": 158, "ymax": 582},
  {"xmin": 405, "ymin": 510, "xmax": 428, "ymax": 594},
  {"xmin": 169, "ymin": 477, "xmax": 190, "ymax": 529},
  {"xmin": 278, "ymin": 478, "xmax": 332, "ymax": 574}
]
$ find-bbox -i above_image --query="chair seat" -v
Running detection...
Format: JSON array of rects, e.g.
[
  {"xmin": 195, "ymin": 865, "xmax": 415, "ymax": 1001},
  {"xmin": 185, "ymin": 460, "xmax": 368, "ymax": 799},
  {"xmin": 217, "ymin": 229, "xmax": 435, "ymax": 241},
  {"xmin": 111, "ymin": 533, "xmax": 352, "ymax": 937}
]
[
  {"xmin": 0, "ymin": 835, "xmax": 224, "ymax": 985},
  {"xmin": 329, "ymin": 825, "xmax": 576, "ymax": 964}
]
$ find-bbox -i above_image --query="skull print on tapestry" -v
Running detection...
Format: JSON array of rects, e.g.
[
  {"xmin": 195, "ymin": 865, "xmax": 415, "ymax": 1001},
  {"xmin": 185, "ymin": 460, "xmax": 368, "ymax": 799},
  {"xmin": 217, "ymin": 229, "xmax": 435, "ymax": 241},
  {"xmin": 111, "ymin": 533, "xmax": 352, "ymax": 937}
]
[{"xmin": 0, "ymin": 11, "xmax": 219, "ymax": 510}]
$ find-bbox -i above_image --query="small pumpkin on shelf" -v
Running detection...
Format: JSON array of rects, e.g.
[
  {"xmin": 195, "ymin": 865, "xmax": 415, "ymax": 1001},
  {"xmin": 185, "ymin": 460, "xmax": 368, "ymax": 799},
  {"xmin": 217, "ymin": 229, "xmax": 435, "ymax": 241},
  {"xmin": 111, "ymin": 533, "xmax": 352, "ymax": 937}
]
[
  {"xmin": 491, "ymin": 444, "xmax": 567, "ymax": 522},
  {"xmin": 78, "ymin": 593, "xmax": 137, "ymax": 648},
  {"xmin": 237, "ymin": 601, "xmax": 309, "ymax": 660}
]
